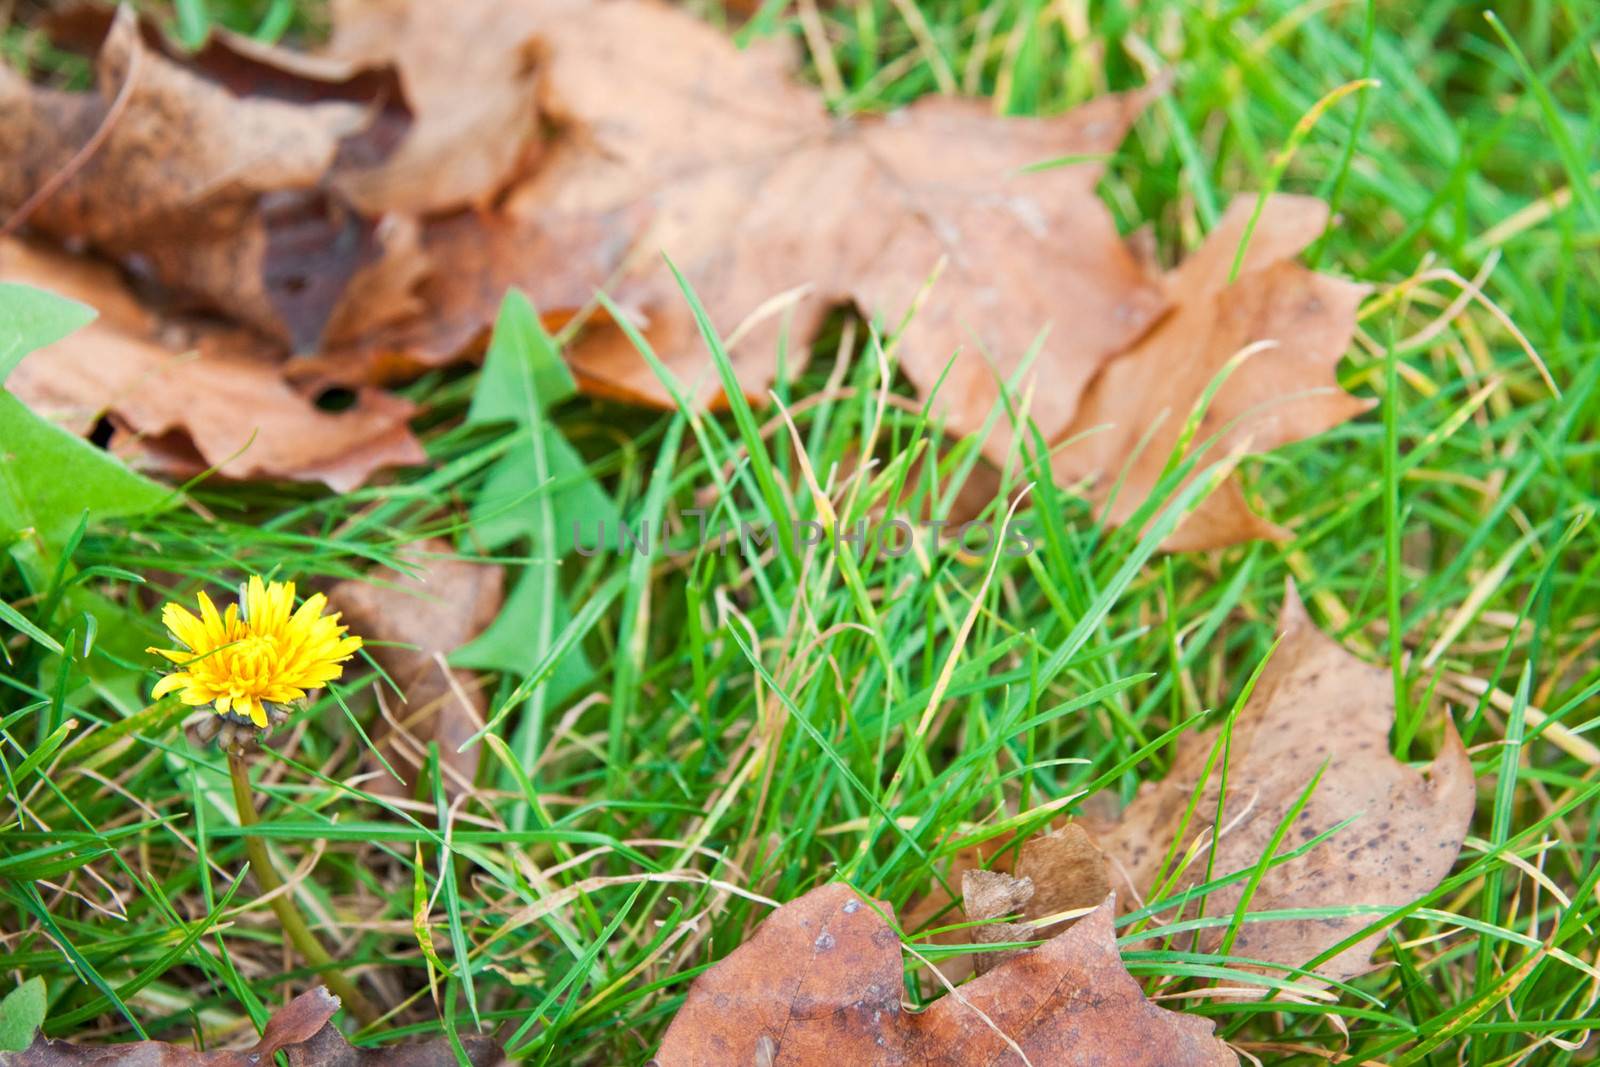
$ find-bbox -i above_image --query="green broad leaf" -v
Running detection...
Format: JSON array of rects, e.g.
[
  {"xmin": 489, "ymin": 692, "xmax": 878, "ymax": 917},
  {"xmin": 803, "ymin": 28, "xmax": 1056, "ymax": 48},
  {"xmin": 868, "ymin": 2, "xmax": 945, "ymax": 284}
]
[
  {"xmin": 467, "ymin": 289, "xmax": 577, "ymax": 426},
  {"xmin": 0, "ymin": 284, "xmax": 95, "ymax": 385},
  {"xmin": 40, "ymin": 587, "xmax": 160, "ymax": 718},
  {"xmin": 453, "ymin": 290, "xmax": 616, "ymax": 713},
  {"xmin": 0, "ymin": 284, "xmax": 168, "ymax": 567},
  {"xmin": 453, "ymin": 564, "xmax": 592, "ymax": 706},
  {"xmin": 0, "ymin": 976, "xmax": 46, "ymax": 1052},
  {"xmin": 0, "ymin": 290, "xmax": 170, "ymax": 701},
  {"xmin": 0, "ymin": 392, "xmax": 172, "ymax": 562},
  {"xmin": 470, "ymin": 426, "xmax": 616, "ymax": 554}
]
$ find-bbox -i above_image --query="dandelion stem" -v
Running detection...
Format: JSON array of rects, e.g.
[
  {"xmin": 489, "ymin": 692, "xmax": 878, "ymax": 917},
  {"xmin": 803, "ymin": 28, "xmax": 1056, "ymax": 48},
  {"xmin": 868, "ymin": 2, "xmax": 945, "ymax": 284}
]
[{"xmin": 227, "ymin": 749, "xmax": 381, "ymax": 1027}]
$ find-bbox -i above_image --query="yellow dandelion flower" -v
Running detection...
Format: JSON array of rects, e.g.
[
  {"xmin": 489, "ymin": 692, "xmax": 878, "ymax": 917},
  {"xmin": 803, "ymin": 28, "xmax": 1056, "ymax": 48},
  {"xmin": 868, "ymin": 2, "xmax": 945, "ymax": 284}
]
[{"xmin": 148, "ymin": 577, "xmax": 363, "ymax": 728}]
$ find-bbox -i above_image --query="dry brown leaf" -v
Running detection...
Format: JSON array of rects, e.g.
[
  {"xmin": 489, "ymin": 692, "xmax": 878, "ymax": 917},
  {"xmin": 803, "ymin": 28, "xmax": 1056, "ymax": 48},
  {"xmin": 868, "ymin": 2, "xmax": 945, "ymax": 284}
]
[
  {"xmin": 41, "ymin": 4, "xmax": 402, "ymax": 111},
  {"xmin": 0, "ymin": 8, "xmax": 417, "ymax": 352},
  {"xmin": 1054, "ymin": 194, "xmax": 1371, "ymax": 550},
  {"xmin": 907, "ymin": 587, "xmax": 1475, "ymax": 990},
  {"xmin": 958, "ymin": 868, "xmax": 1036, "ymax": 974},
  {"xmin": 320, "ymin": 214, "xmax": 432, "ymax": 348},
  {"xmin": 841, "ymin": 95, "xmax": 1170, "ymax": 458},
  {"xmin": 0, "ymin": 986, "xmax": 502, "ymax": 1067},
  {"xmin": 1, "ymin": 238, "xmax": 425, "ymax": 490},
  {"xmin": 510, "ymin": 0, "xmax": 1166, "ymax": 426},
  {"xmin": 1094, "ymin": 584, "xmax": 1474, "ymax": 984},
  {"xmin": 330, "ymin": 542, "xmax": 504, "ymax": 797},
  {"xmin": 955, "ymin": 827, "xmax": 1119, "ymax": 980},
  {"xmin": 340, "ymin": 0, "xmax": 1357, "ymax": 553},
  {"xmin": 283, "ymin": 1023, "xmax": 505, "ymax": 1067},
  {"xmin": 2, "ymin": 986, "xmax": 338, "ymax": 1067},
  {"xmin": 5, "ymin": 0, "xmax": 1363, "ymax": 553},
  {"xmin": 654, "ymin": 883, "xmax": 1235, "ymax": 1066},
  {"xmin": 0, "ymin": 9, "xmax": 357, "ymax": 239},
  {"xmin": 298, "ymin": 208, "xmax": 637, "ymax": 388},
  {"xmin": 326, "ymin": 0, "xmax": 545, "ymax": 214},
  {"xmin": 1014, "ymin": 822, "xmax": 1117, "ymax": 922},
  {"xmin": 320, "ymin": 0, "xmax": 1165, "ymax": 425},
  {"xmin": 903, "ymin": 822, "xmax": 1112, "ymax": 985}
]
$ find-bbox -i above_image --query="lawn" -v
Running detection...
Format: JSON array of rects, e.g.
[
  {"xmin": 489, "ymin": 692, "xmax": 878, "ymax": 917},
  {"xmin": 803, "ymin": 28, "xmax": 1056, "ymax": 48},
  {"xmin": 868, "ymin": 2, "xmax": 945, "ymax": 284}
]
[{"xmin": 1, "ymin": 0, "xmax": 1597, "ymax": 1064}]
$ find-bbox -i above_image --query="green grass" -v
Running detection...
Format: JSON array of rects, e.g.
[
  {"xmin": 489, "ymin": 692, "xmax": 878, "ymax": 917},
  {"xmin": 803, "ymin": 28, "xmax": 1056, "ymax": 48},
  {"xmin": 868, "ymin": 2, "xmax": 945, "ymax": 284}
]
[{"xmin": 3, "ymin": 0, "xmax": 1599, "ymax": 1063}]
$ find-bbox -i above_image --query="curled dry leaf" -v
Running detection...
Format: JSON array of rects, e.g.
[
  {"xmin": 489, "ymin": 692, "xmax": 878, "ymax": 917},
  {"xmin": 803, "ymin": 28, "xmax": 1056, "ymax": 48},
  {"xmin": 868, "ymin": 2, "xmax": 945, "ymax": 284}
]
[
  {"xmin": 326, "ymin": 0, "xmax": 545, "ymax": 215},
  {"xmin": 330, "ymin": 541, "xmax": 504, "ymax": 797},
  {"xmin": 0, "ymin": 986, "xmax": 502, "ymax": 1067},
  {"xmin": 41, "ymin": 3, "xmax": 403, "ymax": 116},
  {"xmin": 1054, "ymin": 194, "xmax": 1371, "ymax": 550},
  {"xmin": 0, "ymin": 7, "xmax": 417, "ymax": 352},
  {"xmin": 908, "ymin": 587, "xmax": 1475, "ymax": 990},
  {"xmin": 301, "ymin": 209, "xmax": 634, "ymax": 389},
  {"xmin": 904, "ymin": 822, "xmax": 1112, "ymax": 985},
  {"xmin": 654, "ymin": 883, "xmax": 1235, "ymax": 1066},
  {"xmin": 0, "ymin": 9, "xmax": 356, "ymax": 238},
  {"xmin": 0, "ymin": 238, "xmax": 425, "ymax": 490}
]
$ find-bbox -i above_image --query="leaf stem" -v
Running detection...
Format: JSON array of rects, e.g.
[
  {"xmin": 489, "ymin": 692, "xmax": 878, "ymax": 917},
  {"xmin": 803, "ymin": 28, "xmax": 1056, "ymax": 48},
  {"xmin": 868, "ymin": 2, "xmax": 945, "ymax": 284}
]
[{"xmin": 226, "ymin": 748, "xmax": 380, "ymax": 1027}]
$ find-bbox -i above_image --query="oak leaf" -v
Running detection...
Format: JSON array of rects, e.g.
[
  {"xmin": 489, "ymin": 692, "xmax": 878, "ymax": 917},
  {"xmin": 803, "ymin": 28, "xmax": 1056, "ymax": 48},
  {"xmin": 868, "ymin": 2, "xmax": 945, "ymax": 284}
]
[
  {"xmin": 654, "ymin": 882, "xmax": 1236, "ymax": 1066},
  {"xmin": 1, "ymin": 238, "xmax": 425, "ymax": 490},
  {"xmin": 908, "ymin": 587, "xmax": 1475, "ymax": 990},
  {"xmin": 1053, "ymin": 194, "xmax": 1370, "ymax": 550}
]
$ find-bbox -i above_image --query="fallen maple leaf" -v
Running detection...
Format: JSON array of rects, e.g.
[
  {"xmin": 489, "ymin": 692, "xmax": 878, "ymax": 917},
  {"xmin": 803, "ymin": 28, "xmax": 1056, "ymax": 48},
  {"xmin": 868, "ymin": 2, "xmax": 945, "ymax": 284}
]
[
  {"xmin": 0, "ymin": 986, "xmax": 503, "ymax": 1067},
  {"xmin": 1053, "ymin": 194, "xmax": 1371, "ymax": 550},
  {"xmin": 0, "ymin": 237, "xmax": 425, "ymax": 491},
  {"xmin": 0, "ymin": 8, "xmax": 416, "ymax": 352},
  {"xmin": 842, "ymin": 95, "xmax": 1170, "ymax": 459},
  {"xmin": 319, "ymin": 2, "xmax": 1368, "ymax": 555},
  {"xmin": 1095, "ymin": 585, "xmax": 1474, "ymax": 984},
  {"xmin": 654, "ymin": 883, "xmax": 1235, "ymax": 1065},
  {"xmin": 331, "ymin": 541, "xmax": 505, "ymax": 797},
  {"xmin": 519, "ymin": 0, "xmax": 1167, "ymax": 432},
  {"xmin": 908, "ymin": 586, "xmax": 1475, "ymax": 990},
  {"xmin": 329, "ymin": 0, "xmax": 1167, "ymax": 437}
]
